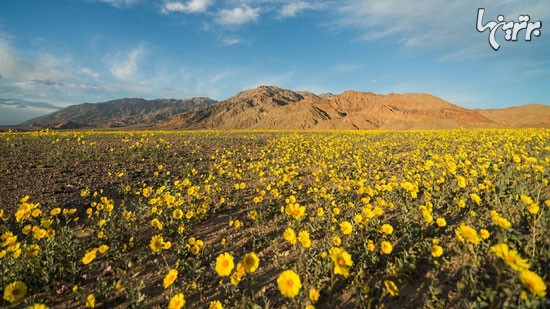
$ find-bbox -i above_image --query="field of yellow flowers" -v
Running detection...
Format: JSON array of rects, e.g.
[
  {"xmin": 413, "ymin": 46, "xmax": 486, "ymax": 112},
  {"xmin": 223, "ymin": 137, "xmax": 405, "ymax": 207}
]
[{"xmin": 0, "ymin": 129, "xmax": 548, "ymax": 308}]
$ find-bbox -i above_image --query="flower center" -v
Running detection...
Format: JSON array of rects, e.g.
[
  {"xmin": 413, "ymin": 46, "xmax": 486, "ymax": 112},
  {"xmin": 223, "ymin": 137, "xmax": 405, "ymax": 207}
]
[
  {"xmin": 222, "ymin": 260, "xmax": 229, "ymax": 268},
  {"xmin": 337, "ymin": 257, "xmax": 345, "ymax": 266},
  {"xmin": 504, "ymin": 254, "xmax": 515, "ymax": 263},
  {"xmin": 286, "ymin": 279, "xmax": 294, "ymax": 287}
]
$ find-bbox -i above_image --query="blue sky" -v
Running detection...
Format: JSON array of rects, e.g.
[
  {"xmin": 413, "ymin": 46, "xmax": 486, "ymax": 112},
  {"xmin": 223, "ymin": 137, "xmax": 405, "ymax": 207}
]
[{"xmin": 0, "ymin": 0, "xmax": 548, "ymax": 125}]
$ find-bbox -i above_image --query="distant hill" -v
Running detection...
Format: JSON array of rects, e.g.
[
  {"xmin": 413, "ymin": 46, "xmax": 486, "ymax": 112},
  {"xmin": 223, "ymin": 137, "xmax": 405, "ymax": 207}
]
[
  {"xmin": 20, "ymin": 97, "xmax": 217, "ymax": 128},
  {"xmin": 477, "ymin": 104, "xmax": 550, "ymax": 128},
  {"xmin": 20, "ymin": 86, "xmax": 550, "ymax": 130}
]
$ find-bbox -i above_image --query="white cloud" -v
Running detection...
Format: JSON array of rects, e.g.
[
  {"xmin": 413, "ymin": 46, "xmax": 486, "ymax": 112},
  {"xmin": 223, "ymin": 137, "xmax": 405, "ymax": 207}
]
[
  {"xmin": 279, "ymin": 1, "xmax": 314, "ymax": 18},
  {"xmin": 220, "ymin": 36, "xmax": 241, "ymax": 45},
  {"xmin": 333, "ymin": 0, "xmax": 549, "ymax": 54},
  {"xmin": 0, "ymin": 37, "xmax": 71, "ymax": 82},
  {"xmin": 108, "ymin": 45, "xmax": 145, "ymax": 81},
  {"xmin": 0, "ymin": 38, "xmax": 17, "ymax": 77},
  {"xmin": 217, "ymin": 5, "xmax": 260, "ymax": 26},
  {"xmin": 162, "ymin": 0, "xmax": 213, "ymax": 13},
  {"xmin": 80, "ymin": 67, "xmax": 100, "ymax": 79},
  {"xmin": 98, "ymin": 0, "xmax": 141, "ymax": 8}
]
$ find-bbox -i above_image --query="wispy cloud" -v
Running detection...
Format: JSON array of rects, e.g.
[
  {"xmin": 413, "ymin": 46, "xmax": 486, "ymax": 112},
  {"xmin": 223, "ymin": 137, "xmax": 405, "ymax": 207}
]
[
  {"xmin": 220, "ymin": 36, "xmax": 242, "ymax": 45},
  {"xmin": 97, "ymin": 0, "xmax": 142, "ymax": 8},
  {"xmin": 162, "ymin": 0, "xmax": 213, "ymax": 14},
  {"xmin": 217, "ymin": 5, "xmax": 260, "ymax": 26},
  {"xmin": 0, "ymin": 98, "xmax": 63, "ymax": 110},
  {"xmin": 107, "ymin": 44, "xmax": 145, "ymax": 81},
  {"xmin": 80, "ymin": 67, "xmax": 100, "ymax": 79},
  {"xmin": 331, "ymin": 64, "xmax": 363, "ymax": 74},
  {"xmin": 333, "ymin": 0, "xmax": 549, "ymax": 54},
  {"xmin": 279, "ymin": 1, "xmax": 315, "ymax": 18}
]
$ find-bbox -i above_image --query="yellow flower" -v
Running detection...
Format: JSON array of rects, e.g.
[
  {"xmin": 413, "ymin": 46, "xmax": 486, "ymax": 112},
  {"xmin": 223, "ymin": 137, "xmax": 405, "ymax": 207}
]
[
  {"xmin": 22, "ymin": 225, "xmax": 32, "ymax": 235},
  {"xmin": 520, "ymin": 195, "xmax": 534, "ymax": 205},
  {"xmin": 381, "ymin": 241, "xmax": 393, "ymax": 254},
  {"xmin": 436, "ymin": 218, "xmax": 447, "ymax": 227},
  {"xmin": 27, "ymin": 244, "xmax": 40, "ymax": 257},
  {"xmin": 456, "ymin": 175, "xmax": 467, "ymax": 188},
  {"xmin": 230, "ymin": 263, "xmax": 245, "ymax": 285},
  {"xmin": 329, "ymin": 247, "xmax": 353, "ymax": 278},
  {"xmin": 332, "ymin": 236, "xmax": 341, "ymax": 246},
  {"xmin": 3, "ymin": 281, "xmax": 27, "ymax": 304},
  {"xmin": 309, "ymin": 288, "xmax": 320, "ymax": 303},
  {"xmin": 163, "ymin": 269, "xmax": 178, "ymax": 288},
  {"xmin": 31, "ymin": 208, "xmax": 41, "ymax": 217},
  {"xmin": 168, "ymin": 293, "xmax": 186, "ymax": 309},
  {"xmin": 470, "ymin": 193, "xmax": 481, "ymax": 206},
  {"xmin": 82, "ymin": 249, "xmax": 97, "ymax": 265},
  {"xmin": 367, "ymin": 240, "xmax": 375, "ymax": 251},
  {"xmin": 283, "ymin": 228, "xmax": 297, "ymax": 245},
  {"xmin": 421, "ymin": 209, "xmax": 433, "ymax": 223},
  {"xmin": 528, "ymin": 203, "xmax": 539, "ymax": 215},
  {"xmin": 285, "ymin": 203, "xmax": 306, "ymax": 221},
  {"xmin": 495, "ymin": 217, "xmax": 512, "ymax": 229},
  {"xmin": 479, "ymin": 229, "xmax": 490, "ymax": 240},
  {"xmin": 50, "ymin": 208, "xmax": 61, "ymax": 216},
  {"xmin": 98, "ymin": 245, "xmax": 109, "ymax": 254},
  {"xmin": 431, "ymin": 245, "xmax": 443, "ymax": 258},
  {"xmin": 215, "ymin": 252, "xmax": 235, "ymax": 277},
  {"xmin": 33, "ymin": 228, "xmax": 47, "ymax": 240},
  {"xmin": 379, "ymin": 224, "xmax": 394, "ymax": 235},
  {"xmin": 298, "ymin": 230, "xmax": 311, "ymax": 248},
  {"xmin": 277, "ymin": 270, "xmax": 302, "ymax": 298},
  {"xmin": 317, "ymin": 208, "xmax": 324, "ymax": 217},
  {"xmin": 243, "ymin": 252, "xmax": 260, "ymax": 273},
  {"xmin": 384, "ymin": 280, "xmax": 399, "ymax": 297},
  {"xmin": 173, "ymin": 209, "xmax": 184, "ymax": 219},
  {"xmin": 115, "ymin": 281, "xmax": 125, "ymax": 292},
  {"xmin": 190, "ymin": 244, "xmax": 200, "ymax": 255},
  {"xmin": 149, "ymin": 235, "xmax": 164, "ymax": 253},
  {"xmin": 248, "ymin": 210, "xmax": 258, "ymax": 221},
  {"xmin": 151, "ymin": 218, "xmax": 163, "ymax": 230},
  {"xmin": 455, "ymin": 224, "xmax": 480, "ymax": 245},
  {"xmin": 85, "ymin": 293, "xmax": 95, "ymax": 308},
  {"xmin": 519, "ymin": 270, "xmax": 546, "ymax": 297},
  {"xmin": 490, "ymin": 243, "xmax": 531, "ymax": 271},
  {"xmin": 209, "ymin": 300, "xmax": 223, "ymax": 309},
  {"xmin": 340, "ymin": 221, "xmax": 353, "ymax": 235}
]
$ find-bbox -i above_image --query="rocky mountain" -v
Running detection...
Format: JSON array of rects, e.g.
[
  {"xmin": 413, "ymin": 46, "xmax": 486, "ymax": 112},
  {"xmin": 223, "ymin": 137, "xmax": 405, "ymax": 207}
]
[
  {"xmin": 20, "ymin": 86, "xmax": 550, "ymax": 130},
  {"xmin": 20, "ymin": 97, "xmax": 217, "ymax": 128},
  {"xmin": 160, "ymin": 86, "xmax": 517, "ymax": 130}
]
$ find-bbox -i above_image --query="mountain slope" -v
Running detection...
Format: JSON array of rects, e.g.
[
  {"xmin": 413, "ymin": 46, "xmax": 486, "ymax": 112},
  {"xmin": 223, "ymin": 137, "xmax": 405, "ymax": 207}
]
[
  {"xmin": 160, "ymin": 86, "xmax": 499, "ymax": 130},
  {"xmin": 21, "ymin": 97, "xmax": 217, "ymax": 128},
  {"xmin": 477, "ymin": 104, "xmax": 550, "ymax": 128}
]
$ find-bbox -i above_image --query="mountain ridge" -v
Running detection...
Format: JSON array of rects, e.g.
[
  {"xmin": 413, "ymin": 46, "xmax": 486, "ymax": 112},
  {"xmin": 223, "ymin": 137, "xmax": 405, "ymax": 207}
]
[{"xmin": 19, "ymin": 86, "xmax": 550, "ymax": 130}]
